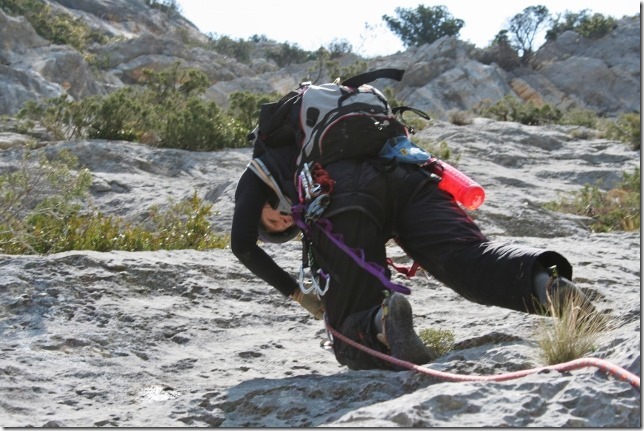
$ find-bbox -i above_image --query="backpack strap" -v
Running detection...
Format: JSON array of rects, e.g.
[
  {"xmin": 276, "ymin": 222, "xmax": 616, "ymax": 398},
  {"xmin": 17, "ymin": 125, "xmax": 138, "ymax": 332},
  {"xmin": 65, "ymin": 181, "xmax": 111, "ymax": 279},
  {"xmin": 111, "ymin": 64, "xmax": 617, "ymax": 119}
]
[
  {"xmin": 341, "ymin": 68, "xmax": 405, "ymax": 88},
  {"xmin": 392, "ymin": 106, "xmax": 431, "ymax": 120},
  {"xmin": 247, "ymin": 159, "xmax": 292, "ymax": 214}
]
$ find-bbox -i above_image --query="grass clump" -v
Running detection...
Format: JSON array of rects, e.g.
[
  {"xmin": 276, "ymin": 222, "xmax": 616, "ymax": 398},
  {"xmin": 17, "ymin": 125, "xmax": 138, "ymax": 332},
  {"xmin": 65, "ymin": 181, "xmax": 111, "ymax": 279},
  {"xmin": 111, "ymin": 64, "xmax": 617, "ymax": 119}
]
[
  {"xmin": 545, "ymin": 168, "xmax": 640, "ymax": 232},
  {"xmin": 419, "ymin": 327, "xmax": 455, "ymax": 357},
  {"xmin": 536, "ymin": 289, "xmax": 610, "ymax": 365}
]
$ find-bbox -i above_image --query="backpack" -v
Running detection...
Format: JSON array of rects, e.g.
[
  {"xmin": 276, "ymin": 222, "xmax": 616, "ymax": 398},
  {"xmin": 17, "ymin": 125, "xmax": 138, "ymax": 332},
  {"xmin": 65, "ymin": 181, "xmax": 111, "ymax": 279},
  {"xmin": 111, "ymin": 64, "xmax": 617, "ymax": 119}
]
[{"xmin": 248, "ymin": 68, "xmax": 429, "ymax": 171}]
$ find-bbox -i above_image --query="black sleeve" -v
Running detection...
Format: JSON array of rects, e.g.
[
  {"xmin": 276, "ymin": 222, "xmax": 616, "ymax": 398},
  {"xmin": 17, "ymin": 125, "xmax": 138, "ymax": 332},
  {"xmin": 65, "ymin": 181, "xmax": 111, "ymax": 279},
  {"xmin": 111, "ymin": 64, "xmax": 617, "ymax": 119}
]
[{"xmin": 231, "ymin": 168, "xmax": 299, "ymax": 298}]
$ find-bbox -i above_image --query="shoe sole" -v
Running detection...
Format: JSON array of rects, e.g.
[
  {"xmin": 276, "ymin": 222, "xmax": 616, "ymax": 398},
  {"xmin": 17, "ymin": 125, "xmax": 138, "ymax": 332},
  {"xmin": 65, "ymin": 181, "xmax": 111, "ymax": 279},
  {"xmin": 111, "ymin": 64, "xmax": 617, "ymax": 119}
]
[{"xmin": 385, "ymin": 293, "xmax": 436, "ymax": 368}]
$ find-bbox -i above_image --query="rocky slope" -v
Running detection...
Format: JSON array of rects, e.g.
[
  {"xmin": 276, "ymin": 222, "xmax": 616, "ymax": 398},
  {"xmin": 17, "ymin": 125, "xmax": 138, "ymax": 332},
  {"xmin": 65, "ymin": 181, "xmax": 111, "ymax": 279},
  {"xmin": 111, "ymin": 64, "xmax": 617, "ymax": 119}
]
[
  {"xmin": 0, "ymin": 118, "xmax": 640, "ymax": 427},
  {"xmin": 0, "ymin": 1, "xmax": 640, "ymax": 118},
  {"xmin": 0, "ymin": 0, "xmax": 640, "ymax": 427}
]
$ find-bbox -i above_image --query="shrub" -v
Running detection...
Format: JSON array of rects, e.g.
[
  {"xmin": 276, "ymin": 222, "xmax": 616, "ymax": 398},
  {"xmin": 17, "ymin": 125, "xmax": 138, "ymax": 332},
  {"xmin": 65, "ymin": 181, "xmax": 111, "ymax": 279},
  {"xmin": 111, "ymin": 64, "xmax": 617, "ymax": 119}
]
[
  {"xmin": 414, "ymin": 139, "xmax": 460, "ymax": 164},
  {"xmin": 0, "ymin": 0, "xmax": 109, "ymax": 52},
  {"xmin": 0, "ymin": 146, "xmax": 92, "ymax": 253},
  {"xmin": 0, "ymin": 148, "xmax": 228, "ymax": 254},
  {"xmin": 21, "ymin": 192, "xmax": 228, "ymax": 254},
  {"xmin": 206, "ymin": 34, "xmax": 253, "ymax": 63},
  {"xmin": 474, "ymin": 96, "xmax": 563, "ymax": 126},
  {"xmin": 266, "ymin": 42, "xmax": 310, "ymax": 67},
  {"xmin": 447, "ymin": 109, "xmax": 474, "ymax": 126},
  {"xmin": 17, "ymin": 63, "xmax": 249, "ymax": 151},
  {"xmin": 602, "ymin": 113, "xmax": 640, "ymax": 150},
  {"xmin": 546, "ymin": 10, "xmax": 617, "ymax": 41},
  {"xmin": 559, "ymin": 108, "xmax": 598, "ymax": 129},
  {"xmin": 545, "ymin": 168, "xmax": 640, "ymax": 232}
]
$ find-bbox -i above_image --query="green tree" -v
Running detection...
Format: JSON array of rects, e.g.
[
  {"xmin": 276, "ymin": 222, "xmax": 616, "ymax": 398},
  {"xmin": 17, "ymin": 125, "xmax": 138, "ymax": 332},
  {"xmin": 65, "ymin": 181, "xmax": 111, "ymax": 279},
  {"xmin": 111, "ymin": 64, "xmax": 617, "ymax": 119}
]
[
  {"xmin": 508, "ymin": 5, "xmax": 550, "ymax": 64},
  {"xmin": 546, "ymin": 10, "xmax": 617, "ymax": 41},
  {"xmin": 382, "ymin": 5, "xmax": 464, "ymax": 48}
]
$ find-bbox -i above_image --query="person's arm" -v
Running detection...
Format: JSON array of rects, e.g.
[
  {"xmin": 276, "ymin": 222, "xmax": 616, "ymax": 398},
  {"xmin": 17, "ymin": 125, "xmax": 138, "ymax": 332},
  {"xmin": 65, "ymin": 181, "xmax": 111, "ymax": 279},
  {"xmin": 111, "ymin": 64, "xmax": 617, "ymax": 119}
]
[{"xmin": 231, "ymin": 168, "xmax": 299, "ymax": 297}]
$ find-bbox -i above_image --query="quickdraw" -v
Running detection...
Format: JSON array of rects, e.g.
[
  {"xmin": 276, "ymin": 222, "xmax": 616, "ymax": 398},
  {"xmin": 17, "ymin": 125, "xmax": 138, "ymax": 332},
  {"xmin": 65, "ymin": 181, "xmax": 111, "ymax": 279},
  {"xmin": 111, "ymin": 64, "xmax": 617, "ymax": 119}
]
[{"xmin": 296, "ymin": 162, "xmax": 333, "ymax": 296}]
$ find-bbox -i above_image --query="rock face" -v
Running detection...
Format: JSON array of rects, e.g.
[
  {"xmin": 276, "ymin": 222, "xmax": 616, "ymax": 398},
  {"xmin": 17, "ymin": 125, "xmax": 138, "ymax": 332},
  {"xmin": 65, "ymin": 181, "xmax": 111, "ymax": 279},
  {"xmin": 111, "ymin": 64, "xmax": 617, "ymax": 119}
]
[
  {"xmin": 0, "ymin": 1, "xmax": 640, "ymax": 427},
  {"xmin": 0, "ymin": 1, "xmax": 640, "ymax": 117},
  {"xmin": 0, "ymin": 117, "xmax": 640, "ymax": 427}
]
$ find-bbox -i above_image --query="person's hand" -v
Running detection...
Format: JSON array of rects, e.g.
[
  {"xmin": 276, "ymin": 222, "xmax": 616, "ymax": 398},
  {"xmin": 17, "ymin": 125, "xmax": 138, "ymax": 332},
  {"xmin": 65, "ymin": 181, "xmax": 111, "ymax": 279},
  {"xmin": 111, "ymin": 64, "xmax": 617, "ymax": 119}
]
[{"xmin": 291, "ymin": 290, "xmax": 325, "ymax": 320}]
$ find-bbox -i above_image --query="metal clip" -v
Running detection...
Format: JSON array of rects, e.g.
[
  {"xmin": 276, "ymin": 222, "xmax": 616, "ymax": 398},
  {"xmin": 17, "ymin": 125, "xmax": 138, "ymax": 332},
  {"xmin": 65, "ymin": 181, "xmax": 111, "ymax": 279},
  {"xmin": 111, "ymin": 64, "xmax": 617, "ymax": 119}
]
[{"xmin": 305, "ymin": 194, "xmax": 330, "ymax": 222}]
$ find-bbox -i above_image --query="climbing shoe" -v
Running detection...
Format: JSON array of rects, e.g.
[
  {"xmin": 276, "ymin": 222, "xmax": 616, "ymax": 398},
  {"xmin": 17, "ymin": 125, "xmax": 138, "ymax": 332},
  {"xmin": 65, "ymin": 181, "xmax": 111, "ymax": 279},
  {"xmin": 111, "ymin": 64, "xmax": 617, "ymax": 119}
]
[
  {"xmin": 376, "ymin": 293, "xmax": 438, "ymax": 369},
  {"xmin": 538, "ymin": 265, "xmax": 598, "ymax": 322}
]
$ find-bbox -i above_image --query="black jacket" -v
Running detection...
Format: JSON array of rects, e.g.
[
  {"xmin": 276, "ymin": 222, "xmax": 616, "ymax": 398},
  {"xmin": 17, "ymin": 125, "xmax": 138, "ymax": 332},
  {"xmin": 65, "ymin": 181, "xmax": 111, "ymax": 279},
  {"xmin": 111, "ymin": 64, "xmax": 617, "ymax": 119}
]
[{"xmin": 230, "ymin": 145, "xmax": 299, "ymax": 297}]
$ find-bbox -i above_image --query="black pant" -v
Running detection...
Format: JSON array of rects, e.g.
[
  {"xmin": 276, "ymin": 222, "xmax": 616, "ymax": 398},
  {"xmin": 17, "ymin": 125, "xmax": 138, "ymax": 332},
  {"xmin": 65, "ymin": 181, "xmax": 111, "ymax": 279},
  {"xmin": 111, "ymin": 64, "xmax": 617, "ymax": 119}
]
[{"xmin": 309, "ymin": 160, "xmax": 572, "ymax": 370}]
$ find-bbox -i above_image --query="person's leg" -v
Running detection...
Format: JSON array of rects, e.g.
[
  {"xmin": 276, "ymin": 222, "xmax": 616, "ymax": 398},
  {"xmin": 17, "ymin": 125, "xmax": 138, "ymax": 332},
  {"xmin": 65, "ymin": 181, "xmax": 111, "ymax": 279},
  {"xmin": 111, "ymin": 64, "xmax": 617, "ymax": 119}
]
[
  {"xmin": 308, "ymin": 209, "xmax": 392, "ymax": 370},
  {"xmin": 396, "ymin": 176, "xmax": 575, "ymax": 313}
]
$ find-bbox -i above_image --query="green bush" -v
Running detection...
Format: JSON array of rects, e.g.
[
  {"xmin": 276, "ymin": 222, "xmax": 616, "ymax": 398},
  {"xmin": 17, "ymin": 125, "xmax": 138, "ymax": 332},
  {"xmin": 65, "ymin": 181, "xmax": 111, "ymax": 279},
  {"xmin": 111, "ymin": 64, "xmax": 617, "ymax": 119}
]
[
  {"xmin": 266, "ymin": 42, "xmax": 310, "ymax": 67},
  {"xmin": 19, "ymin": 192, "xmax": 228, "ymax": 254},
  {"xmin": 546, "ymin": 10, "xmax": 617, "ymax": 41},
  {"xmin": 17, "ymin": 63, "xmax": 249, "ymax": 151},
  {"xmin": 0, "ymin": 0, "xmax": 109, "ymax": 53},
  {"xmin": 474, "ymin": 96, "xmax": 563, "ymax": 126},
  {"xmin": 545, "ymin": 168, "xmax": 640, "ymax": 232},
  {"xmin": 602, "ymin": 113, "xmax": 640, "ymax": 150},
  {"xmin": 206, "ymin": 34, "xmax": 253, "ymax": 63},
  {"xmin": 0, "ymin": 149, "xmax": 228, "ymax": 254}
]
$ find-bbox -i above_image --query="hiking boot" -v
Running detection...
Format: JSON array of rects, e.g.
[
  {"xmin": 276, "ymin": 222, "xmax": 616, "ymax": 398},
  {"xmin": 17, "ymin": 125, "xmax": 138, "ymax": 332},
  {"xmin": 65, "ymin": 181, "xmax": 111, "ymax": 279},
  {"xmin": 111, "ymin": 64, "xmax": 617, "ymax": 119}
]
[{"xmin": 375, "ymin": 293, "xmax": 437, "ymax": 369}]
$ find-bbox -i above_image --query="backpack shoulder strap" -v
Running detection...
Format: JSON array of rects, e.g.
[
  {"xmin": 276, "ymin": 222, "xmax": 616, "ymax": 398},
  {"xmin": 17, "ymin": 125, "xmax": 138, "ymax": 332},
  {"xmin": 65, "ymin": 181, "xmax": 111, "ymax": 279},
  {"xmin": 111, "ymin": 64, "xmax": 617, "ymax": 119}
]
[
  {"xmin": 247, "ymin": 159, "xmax": 292, "ymax": 214},
  {"xmin": 341, "ymin": 68, "xmax": 405, "ymax": 88}
]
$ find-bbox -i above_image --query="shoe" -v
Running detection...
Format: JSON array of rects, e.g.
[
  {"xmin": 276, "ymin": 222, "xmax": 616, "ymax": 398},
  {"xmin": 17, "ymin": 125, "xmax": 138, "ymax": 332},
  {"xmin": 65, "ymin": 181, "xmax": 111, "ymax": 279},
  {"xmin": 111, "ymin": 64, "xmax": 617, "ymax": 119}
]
[
  {"xmin": 376, "ymin": 293, "xmax": 437, "ymax": 369},
  {"xmin": 541, "ymin": 265, "xmax": 598, "ymax": 322}
]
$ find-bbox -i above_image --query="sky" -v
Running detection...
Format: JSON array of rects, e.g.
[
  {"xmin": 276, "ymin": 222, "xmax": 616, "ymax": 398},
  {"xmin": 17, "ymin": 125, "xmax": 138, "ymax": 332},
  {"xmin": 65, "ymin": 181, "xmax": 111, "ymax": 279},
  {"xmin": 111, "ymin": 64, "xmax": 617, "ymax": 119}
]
[{"xmin": 175, "ymin": 0, "xmax": 640, "ymax": 58}]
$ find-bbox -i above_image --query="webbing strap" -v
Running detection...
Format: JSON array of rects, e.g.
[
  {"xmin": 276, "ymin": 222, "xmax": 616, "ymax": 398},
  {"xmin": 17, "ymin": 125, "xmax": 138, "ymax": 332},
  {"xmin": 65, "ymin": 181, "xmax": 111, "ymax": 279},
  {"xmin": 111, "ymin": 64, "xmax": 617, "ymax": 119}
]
[
  {"xmin": 247, "ymin": 159, "xmax": 292, "ymax": 214},
  {"xmin": 341, "ymin": 68, "xmax": 405, "ymax": 88},
  {"xmin": 291, "ymin": 210, "xmax": 411, "ymax": 295}
]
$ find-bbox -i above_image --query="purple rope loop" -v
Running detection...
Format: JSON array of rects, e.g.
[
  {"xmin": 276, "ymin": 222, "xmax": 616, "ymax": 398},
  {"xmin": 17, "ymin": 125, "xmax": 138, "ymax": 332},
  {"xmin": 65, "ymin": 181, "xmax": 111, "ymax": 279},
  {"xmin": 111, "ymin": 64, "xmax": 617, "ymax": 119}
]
[{"xmin": 314, "ymin": 218, "xmax": 411, "ymax": 295}]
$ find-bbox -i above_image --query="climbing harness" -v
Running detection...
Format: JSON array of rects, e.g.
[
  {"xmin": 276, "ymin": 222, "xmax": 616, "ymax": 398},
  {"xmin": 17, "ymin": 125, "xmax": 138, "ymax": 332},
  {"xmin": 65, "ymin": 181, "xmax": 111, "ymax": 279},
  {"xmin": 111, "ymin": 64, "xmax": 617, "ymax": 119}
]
[
  {"xmin": 293, "ymin": 162, "xmax": 414, "ymax": 297},
  {"xmin": 325, "ymin": 321, "xmax": 641, "ymax": 390}
]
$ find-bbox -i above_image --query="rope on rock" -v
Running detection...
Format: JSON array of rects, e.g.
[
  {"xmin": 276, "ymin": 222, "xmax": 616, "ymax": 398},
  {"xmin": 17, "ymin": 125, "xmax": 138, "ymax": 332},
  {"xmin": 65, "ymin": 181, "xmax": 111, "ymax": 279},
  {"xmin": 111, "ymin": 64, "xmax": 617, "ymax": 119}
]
[{"xmin": 326, "ymin": 323, "xmax": 641, "ymax": 390}]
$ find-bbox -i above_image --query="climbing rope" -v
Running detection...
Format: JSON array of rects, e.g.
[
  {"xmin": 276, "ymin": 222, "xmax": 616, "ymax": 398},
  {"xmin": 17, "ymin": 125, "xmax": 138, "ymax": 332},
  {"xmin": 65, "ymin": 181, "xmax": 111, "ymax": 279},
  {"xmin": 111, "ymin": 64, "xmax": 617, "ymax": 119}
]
[{"xmin": 326, "ymin": 323, "xmax": 641, "ymax": 390}]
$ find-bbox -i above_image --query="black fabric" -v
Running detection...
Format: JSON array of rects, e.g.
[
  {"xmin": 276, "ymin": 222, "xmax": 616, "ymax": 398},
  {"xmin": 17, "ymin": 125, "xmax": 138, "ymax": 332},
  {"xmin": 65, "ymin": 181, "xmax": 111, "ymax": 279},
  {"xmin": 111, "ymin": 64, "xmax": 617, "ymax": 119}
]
[
  {"xmin": 308, "ymin": 159, "xmax": 573, "ymax": 369},
  {"xmin": 341, "ymin": 68, "xmax": 405, "ymax": 88},
  {"xmin": 231, "ymin": 146, "xmax": 300, "ymax": 298}
]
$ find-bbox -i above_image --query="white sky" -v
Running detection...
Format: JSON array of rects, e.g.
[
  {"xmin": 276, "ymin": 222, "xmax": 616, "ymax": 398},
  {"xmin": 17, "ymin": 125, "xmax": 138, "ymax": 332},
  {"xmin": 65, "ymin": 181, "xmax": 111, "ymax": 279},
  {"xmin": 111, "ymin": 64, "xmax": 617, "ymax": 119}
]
[{"xmin": 175, "ymin": 0, "xmax": 640, "ymax": 58}]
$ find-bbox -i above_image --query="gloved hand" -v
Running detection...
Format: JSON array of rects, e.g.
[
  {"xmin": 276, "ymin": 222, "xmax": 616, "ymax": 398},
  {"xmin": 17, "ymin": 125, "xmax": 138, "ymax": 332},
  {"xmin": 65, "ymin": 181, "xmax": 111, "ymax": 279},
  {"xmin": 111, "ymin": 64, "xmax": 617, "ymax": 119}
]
[{"xmin": 291, "ymin": 289, "xmax": 325, "ymax": 320}]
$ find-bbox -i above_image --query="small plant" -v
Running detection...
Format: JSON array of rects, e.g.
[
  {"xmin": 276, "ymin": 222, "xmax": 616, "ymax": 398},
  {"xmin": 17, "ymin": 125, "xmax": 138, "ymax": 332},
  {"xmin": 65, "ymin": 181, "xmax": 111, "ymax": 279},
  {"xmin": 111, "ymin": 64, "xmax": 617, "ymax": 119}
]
[
  {"xmin": 536, "ymin": 288, "xmax": 610, "ymax": 365},
  {"xmin": 419, "ymin": 327, "xmax": 455, "ymax": 356},
  {"xmin": 414, "ymin": 139, "xmax": 460, "ymax": 164},
  {"xmin": 545, "ymin": 168, "xmax": 640, "ymax": 232},
  {"xmin": 447, "ymin": 109, "xmax": 474, "ymax": 126}
]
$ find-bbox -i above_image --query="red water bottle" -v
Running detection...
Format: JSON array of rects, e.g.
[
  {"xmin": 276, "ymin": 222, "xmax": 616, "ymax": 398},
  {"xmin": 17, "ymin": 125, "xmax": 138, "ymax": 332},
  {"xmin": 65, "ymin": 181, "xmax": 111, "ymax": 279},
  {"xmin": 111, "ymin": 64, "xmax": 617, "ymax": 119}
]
[{"xmin": 435, "ymin": 161, "xmax": 485, "ymax": 210}]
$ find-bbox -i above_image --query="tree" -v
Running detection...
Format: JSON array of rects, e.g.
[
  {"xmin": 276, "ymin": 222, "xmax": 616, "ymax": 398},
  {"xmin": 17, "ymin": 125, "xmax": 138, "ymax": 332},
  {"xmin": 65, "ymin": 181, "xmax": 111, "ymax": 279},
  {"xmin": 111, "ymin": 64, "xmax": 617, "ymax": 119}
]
[
  {"xmin": 508, "ymin": 5, "xmax": 550, "ymax": 64},
  {"xmin": 382, "ymin": 5, "xmax": 464, "ymax": 48},
  {"xmin": 546, "ymin": 10, "xmax": 617, "ymax": 41}
]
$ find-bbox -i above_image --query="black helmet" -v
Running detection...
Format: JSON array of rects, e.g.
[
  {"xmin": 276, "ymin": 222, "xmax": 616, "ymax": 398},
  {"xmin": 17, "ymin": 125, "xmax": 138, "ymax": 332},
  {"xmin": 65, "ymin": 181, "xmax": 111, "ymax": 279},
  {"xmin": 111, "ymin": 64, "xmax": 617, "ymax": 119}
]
[{"xmin": 257, "ymin": 222, "xmax": 300, "ymax": 243}]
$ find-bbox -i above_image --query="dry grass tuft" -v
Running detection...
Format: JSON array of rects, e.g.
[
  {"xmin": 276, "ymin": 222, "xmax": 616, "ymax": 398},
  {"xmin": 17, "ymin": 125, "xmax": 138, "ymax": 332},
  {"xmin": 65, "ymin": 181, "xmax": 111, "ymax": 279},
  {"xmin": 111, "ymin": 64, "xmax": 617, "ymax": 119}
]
[{"xmin": 536, "ymin": 289, "xmax": 611, "ymax": 365}]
